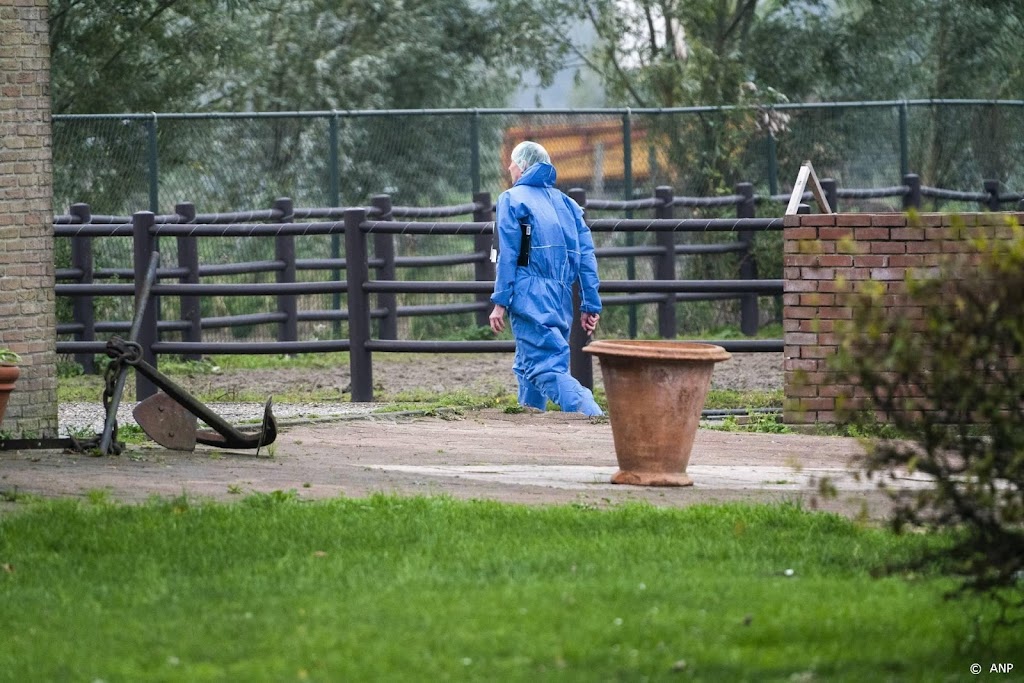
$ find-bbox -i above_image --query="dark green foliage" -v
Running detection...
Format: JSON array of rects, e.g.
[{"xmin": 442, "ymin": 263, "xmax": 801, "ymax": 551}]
[
  {"xmin": 55, "ymin": 358, "xmax": 83, "ymax": 378},
  {"xmin": 830, "ymin": 217, "xmax": 1024, "ymax": 617},
  {"xmin": 48, "ymin": 0, "xmax": 566, "ymax": 212}
]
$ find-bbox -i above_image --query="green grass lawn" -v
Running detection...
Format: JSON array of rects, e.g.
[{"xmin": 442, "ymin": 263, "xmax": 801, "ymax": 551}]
[{"xmin": 0, "ymin": 496, "xmax": 1016, "ymax": 682}]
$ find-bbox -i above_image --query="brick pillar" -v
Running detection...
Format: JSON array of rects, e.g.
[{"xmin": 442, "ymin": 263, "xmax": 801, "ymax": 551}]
[
  {"xmin": 0, "ymin": 1, "xmax": 58, "ymax": 436},
  {"xmin": 782, "ymin": 210, "xmax": 1023, "ymax": 425}
]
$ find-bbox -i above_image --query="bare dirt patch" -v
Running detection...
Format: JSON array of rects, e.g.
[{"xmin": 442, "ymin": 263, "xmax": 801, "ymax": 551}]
[{"xmin": 183, "ymin": 351, "xmax": 783, "ymax": 400}]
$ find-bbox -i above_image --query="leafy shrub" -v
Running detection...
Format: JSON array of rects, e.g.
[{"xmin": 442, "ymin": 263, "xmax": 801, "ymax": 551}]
[
  {"xmin": 56, "ymin": 358, "xmax": 84, "ymax": 378},
  {"xmin": 830, "ymin": 217, "xmax": 1024, "ymax": 617}
]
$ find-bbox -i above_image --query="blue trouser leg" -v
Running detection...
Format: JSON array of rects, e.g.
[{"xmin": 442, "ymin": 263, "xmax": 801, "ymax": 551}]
[
  {"xmin": 535, "ymin": 371, "xmax": 603, "ymax": 416},
  {"xmin": 511, "ymin": 313, "xmax": 603, "ymax": 416},
  {"xmin": 513, "ymin": 356, "xmax": 548, "ymax": 411}
]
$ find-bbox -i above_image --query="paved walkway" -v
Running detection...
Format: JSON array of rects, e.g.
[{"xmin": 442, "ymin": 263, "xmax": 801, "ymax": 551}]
[{"xmin": 1, "ymin": 408, "xmax": 925, "ymax": 520}]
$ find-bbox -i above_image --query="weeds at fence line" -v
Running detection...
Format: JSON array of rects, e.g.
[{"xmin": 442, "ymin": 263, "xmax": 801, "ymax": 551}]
[{"xmin": 55, "ymin": 350, "xmax": 782, "ymax": 417}]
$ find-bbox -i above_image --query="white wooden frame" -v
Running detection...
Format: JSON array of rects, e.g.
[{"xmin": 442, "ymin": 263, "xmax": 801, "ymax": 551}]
[{"xmin": 785, "ymin": 160, "xmax": 834, "ymax": 215}]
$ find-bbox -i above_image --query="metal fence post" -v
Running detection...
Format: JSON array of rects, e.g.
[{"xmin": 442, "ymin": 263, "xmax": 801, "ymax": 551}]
[
  {"xmin": 472, "ymin": 191, "xmax": 493, "ymax": 329},
  {"xmin": 345, "ymin": 208, "xmax": 373, "ymax": 401},
  {"xmin": 145, "ymin": 114, "xmax": 163, "ymax": 331},
  {"xmin": 622, "ymin": 111, "xmax": 633, "ymax": 202},
  {"xmin": 470, "ymin": 110, "xmax": 481, "ymax": 195},
  {"xmin": 654, "ymin": 186, "xmax": 676, "ymax": 339},
  {"xmin": 69, "ymin": 202, "xmax": 95, "ymax": 373},
  {"xmin": 132, "ymin": 211, "xmax": 159, "ymax": 400},
  {"xmin": 274, "ymin": 198, "xmax": 298, "ymax": 345},
  {"xmin": 370, "ymin": 194, "xmax": 397, "ymax": 340},
  {"xmin": 328, "ymin": 112, "xmax": 340, "ymax": 205},
  {"xmin": 175, "ymin": 202, "xmax": 201, "ymax": 360},
  {"xmin": 767, "ymin": 132, "xmax": 779, "ymax": 196},
  {"xmin": 903, "ymin": 174, "xmax": 921, "ymax": 210},
  {"xmin": 622, "ymin": 110, "xmax": 637, "ymax": 338},
  {"xmin": 147, "ymin": 114, "xmax": 159, "ymax": 213},
  {"xmin": 735, "ymin": 182, "xmax": 759, "ymax": 336},
  {"xmin": 899, "ymin": 101, "xmax": 910, "ymax": 178},
  {"xmin": 329, "ymin": 111, "xmax": 342, "ymax": 336}
]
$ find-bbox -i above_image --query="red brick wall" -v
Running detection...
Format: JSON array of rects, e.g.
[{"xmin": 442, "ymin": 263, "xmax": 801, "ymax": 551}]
[
  {"xmin": 782, "ymin": 212, "xmax": 1023, "ymax": 424},
  {"xmin": 0, "ymin": 0, "xmax": 58, "ymax": 436}
]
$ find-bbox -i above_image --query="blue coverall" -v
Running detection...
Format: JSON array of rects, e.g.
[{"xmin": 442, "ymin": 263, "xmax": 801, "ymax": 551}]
[{"xmin": 490, "ymin": 162, "xmax": 603, "ymax": 416}]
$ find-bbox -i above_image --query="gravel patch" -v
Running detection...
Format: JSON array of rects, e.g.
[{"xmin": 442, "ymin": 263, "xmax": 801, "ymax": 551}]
[
  {"xmin": 57, "ymin": 352, "xmax": 782, "ymax": 436},
  {"xmin": 58, "ymin": 401, "xmax": 384, "ymax": 437}
]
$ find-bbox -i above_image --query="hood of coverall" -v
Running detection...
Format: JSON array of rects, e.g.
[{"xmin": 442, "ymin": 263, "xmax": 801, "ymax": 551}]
[{"xmin": 514, "ymin": 162, "xmax": 557, "ymax": 188}]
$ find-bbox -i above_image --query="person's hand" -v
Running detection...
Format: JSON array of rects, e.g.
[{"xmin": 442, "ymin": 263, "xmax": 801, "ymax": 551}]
[
  {"xmin": 580, "ymin": 312, "xmax": 600, "ymax": 335},
  {"xmin": 489, "ymin": 304, "xmax": 507, "ymax": 334}
]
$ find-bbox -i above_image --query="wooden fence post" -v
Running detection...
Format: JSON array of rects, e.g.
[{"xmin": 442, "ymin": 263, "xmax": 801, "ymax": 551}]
[
  {"xmin": 566, "ymin": 188, "xmax": 587, "ymax": 212},
  {"xmin": 566, "ymin": 187, "xmax": 593, "ymax": 388},
  {"xmin": 345, "ymin": 208, "xmax": 373, "ymax": 401},
  {"xmin": 132, "ymin": 211, "xmax": 158, "ymax": 400},
  {"xmin": 569, "ymin": 283, "xmax": 593, "ymax": 390},
  {"xmin": 654, "ymin": 186, "xmax": 676, "ymax": 339},
  {"xmin": 69, "ymin": 202, "xmax": 95, "ymax": 373},
  {"xmin": 370, "ymin": 194, "xmax": 397, "ymax": 340},
  {"xmin": 274, "ymin": 198, "xmax": 298, "ymax": 345},
  {"xmin": 821, "ymin": 178, "xmax": 838, "ymax": 214},
  {"xmin": 983, "ymin": 179, "xmax": 1000, "ymax": 211},
  {"xmin": 735, "ymin": 182, "xmax": 759, "ymax": 336},
  {"xmin": 472, "ymin": 191, "xmax": 494, "ymax": 329},
  {"xmin": 175, "ymin": 202, "xmax": 201, "ymax": 360},
  {"xmin": 903, "ymin": 174, "xmax": 922, "ymax": 210}
]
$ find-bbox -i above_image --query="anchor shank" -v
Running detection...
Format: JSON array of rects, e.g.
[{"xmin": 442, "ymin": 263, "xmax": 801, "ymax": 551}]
[
  {"xmin": 99, "ymin": 251, "xmax": 161, "ymax": 455},
  {"xmin": 129, "ymin": 359, "xmax": 254, "ymax": 442}
]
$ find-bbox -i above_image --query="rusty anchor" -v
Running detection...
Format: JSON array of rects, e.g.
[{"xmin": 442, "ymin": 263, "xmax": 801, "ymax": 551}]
[
  {"xmin": 93, "ymin": 251, "xmax": 276, "ymax": 455},
  {"xmin": 107, "ymin": 336, "xmax": 277, "ymax": 452}
]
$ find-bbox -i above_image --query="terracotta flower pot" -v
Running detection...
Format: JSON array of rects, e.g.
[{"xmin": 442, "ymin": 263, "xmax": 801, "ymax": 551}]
[
  {"xmin": 584, "ymin": 340, "xmax": 731, "ymax": 486},
  {"xmin": 0, "ymin": 364, "xmax": 20, "ymax": 426}
]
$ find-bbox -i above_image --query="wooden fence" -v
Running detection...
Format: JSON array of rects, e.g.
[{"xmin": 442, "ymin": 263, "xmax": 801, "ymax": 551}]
[{"xmin": 53, "ymin": 175, "xmax": 1023, "ymax": 401}]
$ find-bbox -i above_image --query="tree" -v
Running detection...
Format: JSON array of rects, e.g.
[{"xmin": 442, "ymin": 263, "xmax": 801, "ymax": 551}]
[
  {"xmin": 830, "ymin": 217, "xmax": 1024, "ymax": 620},
  {"xmin": 496, "ymin": 0, "xmax": 831, "ymax": 194},
  {"xmin": 48, "ymin": 0, "xmax": 570, "ymax": 210},
  {"xmin": 49, "ymin": 0, "xmax": 249, "ymax": 115},
  {"xmin": 49, "ymin": 0, "xmax": 564, "ymax": 115},
  {"xmin": 820, "ymin": 0, "xmax": 1024, "ymax": 188}
]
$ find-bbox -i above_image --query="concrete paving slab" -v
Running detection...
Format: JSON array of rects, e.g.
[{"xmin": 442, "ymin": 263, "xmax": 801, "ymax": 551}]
[
  {"xmin": 1, "ymin": 408, "xmax": 929, "ymax": 520},
  {"xmin": 368, "ymin": 463, "xmax": 934, "ymax": 492}
]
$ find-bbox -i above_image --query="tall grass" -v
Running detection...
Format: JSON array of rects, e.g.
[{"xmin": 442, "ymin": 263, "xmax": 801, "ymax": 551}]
[{"xmin": 0, "ymin": 496, "xmax": 1015, "ymax": 681}]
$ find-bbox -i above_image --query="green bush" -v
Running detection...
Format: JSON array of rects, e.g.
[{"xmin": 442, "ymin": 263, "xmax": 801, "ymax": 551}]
[{"xmin": 830, "ymin": 217, "xmax": 1024, "ymax": 617}]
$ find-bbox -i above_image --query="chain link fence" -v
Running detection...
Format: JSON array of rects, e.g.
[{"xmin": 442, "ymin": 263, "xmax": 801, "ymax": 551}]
[
  {"xmin": 52, "ymin": 102, "xmax": 1024, "ymax": 345},
  {"xmin": 53, "ymin": 101, "xmax": 1024, "ymax": 214}
]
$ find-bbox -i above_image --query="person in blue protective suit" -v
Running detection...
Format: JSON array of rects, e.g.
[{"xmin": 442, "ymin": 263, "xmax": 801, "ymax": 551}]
[{"xmin": 488, "ymin": 141, "xmax": 604, "ymax": 416}]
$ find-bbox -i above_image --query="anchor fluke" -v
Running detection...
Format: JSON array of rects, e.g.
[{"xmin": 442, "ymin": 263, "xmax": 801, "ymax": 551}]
[
  {"xmin": 133, "ymin": 392, "xmax": 198, "ymax": 451},
  {"xmin": 132, "ymin": 392, "xmax": 277, "ymax": 452}
]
